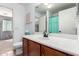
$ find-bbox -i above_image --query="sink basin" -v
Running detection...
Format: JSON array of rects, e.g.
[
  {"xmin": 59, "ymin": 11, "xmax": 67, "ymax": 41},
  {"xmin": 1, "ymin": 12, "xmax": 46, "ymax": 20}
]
[{"xmin": 38, "ymin": 37, "xmax": 50, "ymax": 40}]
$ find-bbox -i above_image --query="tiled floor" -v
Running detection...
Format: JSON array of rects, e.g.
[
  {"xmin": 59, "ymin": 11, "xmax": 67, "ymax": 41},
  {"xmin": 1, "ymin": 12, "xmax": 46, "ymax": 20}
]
[
  {"xmin": 0, "ymin": 39, "xmax": 14, "ymax": 56},
  {"xmin": 1, "ymin": 51, "xmax": 14, "ymax": 56}
]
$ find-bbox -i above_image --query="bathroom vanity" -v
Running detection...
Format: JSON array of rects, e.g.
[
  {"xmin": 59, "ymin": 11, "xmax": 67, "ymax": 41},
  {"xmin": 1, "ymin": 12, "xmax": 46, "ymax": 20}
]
[{"xmin": 22, "ymin": 34, "xmax": 79, "ymax": 56}]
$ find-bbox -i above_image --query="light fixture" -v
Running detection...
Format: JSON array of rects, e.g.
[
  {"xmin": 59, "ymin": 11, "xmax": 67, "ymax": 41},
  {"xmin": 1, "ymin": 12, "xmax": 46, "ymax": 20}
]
[
  {"xmin": 47, "ymin": 4, "xmax": 52, "ymax": 8},
  {"xmin": 44, "ymin": 3, "xmax": 48, "ymax": 5},
  {"xmin": 44, "ymin": 3, "xmax": 52, "ymax": 8}
]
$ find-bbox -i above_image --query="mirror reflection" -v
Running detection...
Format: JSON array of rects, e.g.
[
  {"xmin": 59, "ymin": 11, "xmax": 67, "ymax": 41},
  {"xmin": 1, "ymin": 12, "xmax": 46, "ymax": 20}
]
[{"xmin": 35, "ymin": 3, "xmax": 77, "ymax": 35}]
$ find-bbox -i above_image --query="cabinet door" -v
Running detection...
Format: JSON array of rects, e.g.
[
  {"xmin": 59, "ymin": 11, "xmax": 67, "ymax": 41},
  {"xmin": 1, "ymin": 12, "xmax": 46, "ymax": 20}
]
[
  {"xmin": 23, "ymin": 38, "xmax": 28, "ymax": 56},
  {"xmin": 41, "ymin": 45, "xmax": 68, "ymax": 56},
  {"xmin": 28, "ymin": 40, "xmax": 40, "ymax": 56}
]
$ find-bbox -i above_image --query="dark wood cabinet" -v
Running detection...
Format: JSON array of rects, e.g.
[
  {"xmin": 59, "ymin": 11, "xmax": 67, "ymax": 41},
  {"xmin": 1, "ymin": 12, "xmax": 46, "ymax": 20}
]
[
  {"xmin": 23, "ymin": 38, "xmax": 72, "ymax": 56},
  {"xmin": 23, "ymin": 38, "xmax": 28, "ymax": 56},
  {"xmin": 41, "ymin": 45, "xmax": 68, "ymax": 56},
  {"xmin": 28, "ymin": 40, "xmax": 40, "ymax": 56}
]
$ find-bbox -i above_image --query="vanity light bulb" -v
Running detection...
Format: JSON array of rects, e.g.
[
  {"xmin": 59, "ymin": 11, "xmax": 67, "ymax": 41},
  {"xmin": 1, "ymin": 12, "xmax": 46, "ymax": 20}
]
[
  {"xmin": 44, "ymin": 3, "xmax": 48, "ymax": 5},
  {"xmin": 47, "ymin": 4, "xmax": 52, "ymax": 8}
]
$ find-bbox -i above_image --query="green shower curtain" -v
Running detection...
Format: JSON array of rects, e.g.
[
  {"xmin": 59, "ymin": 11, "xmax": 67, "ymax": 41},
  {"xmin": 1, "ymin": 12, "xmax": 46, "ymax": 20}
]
[{"xmin": 48, "ymin": 16, "xmax": 59, "ymax": 33}]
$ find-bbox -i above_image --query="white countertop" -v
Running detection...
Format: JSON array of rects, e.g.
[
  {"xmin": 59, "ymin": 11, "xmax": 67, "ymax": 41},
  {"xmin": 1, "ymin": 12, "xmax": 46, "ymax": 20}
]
[{"xmin": 23, "ymin": 34, "xmax": 79, "ymax": 56}]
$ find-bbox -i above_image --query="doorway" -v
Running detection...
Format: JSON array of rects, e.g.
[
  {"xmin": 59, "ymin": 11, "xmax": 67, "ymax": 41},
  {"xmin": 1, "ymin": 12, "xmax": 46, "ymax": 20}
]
[{"xmin": 0, "ymin": 6, "xmax": 13, "ymax": 56}]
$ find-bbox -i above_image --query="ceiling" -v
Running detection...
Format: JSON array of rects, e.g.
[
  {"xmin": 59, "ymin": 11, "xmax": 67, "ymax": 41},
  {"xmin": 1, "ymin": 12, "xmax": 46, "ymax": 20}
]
[
  {"xmin": 0, "ymin": 6, "xmax": 12, "ymax": 17},
  {"xmin": 20, "ymin": 3, "xmax": 40, "ymax": 10},
  {"xmin": 35, "ymin": 3, "xmax": 76, "ymax": 14},
  {"xmin": 20, "ymin": 3, "xmax": 76, "ymax": 17},
  {"xmin": 20, "ymin": 3, "xmax": 76, "ymax": 14}
]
